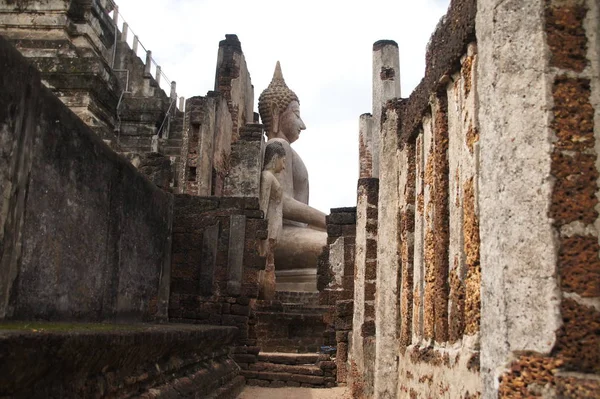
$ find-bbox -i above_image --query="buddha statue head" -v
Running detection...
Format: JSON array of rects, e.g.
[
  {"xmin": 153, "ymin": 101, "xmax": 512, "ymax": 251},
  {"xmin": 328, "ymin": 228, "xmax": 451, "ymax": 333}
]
[
  {"xmin": 258, "ymin": 62, "xmax": 306, "ymax": 143},
  {"xmin": 263, "ymin": 141, "xmax": 286, "ymax": 173}
]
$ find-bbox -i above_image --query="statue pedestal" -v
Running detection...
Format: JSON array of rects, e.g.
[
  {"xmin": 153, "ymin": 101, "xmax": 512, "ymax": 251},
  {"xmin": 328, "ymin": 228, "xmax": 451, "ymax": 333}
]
[{"xmin": 275, "ymin": 268, "xmax": 317, "ymax": 292}]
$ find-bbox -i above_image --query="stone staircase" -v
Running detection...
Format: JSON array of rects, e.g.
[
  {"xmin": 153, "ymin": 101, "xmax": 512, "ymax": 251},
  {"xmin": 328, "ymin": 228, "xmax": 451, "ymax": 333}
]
[
  {"xmin": 242, "ymin": 291, "xmax": 338, "ymax": 390},
  {"xmin": 254, "ymin": 293, "xmax": 330, "ymax": 353},
  {"xmin": 241, "ymin": 352, "xmax": 336, "ymax": 388}
]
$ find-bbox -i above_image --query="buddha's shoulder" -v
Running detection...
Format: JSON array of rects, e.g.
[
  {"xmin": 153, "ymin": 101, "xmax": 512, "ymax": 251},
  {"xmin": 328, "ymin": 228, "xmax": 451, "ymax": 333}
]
[{"xmin": 266, "ymin": 138, "xmax": 302, "ymax": 161}]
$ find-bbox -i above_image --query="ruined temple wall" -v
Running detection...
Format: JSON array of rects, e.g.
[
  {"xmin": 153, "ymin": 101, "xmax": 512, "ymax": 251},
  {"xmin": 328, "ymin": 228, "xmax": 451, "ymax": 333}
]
[
  {"xmin": 394, "ymin": 43, "xmax": 481, "ymax": 399},
  {"xmin": 180, "ymin": 94, "xmax": 232, "ymax": 196},
  {"xmin": 180, "ymin": 35, "xmax": 256, "ymax": 197},
  {"xmin": 222, "ymin": 124, "xmax": 264, "ymax": 198},
  {"xmin": 0, "ymin": 0, "xmax": 116, "ymax": 62},
  {"xmin": 0, "ymin": 36, "xmax": 172, "ymax": 322},
  {"xmin": 215, "ymin": 34, "xmax": 254, "ymax": 143},
  {"xmin": 357, "ymin": 0, "xmax": 483, "ymax": 397},
  {"xmin": 168, "ymin": 195, "xmax": 267, "ymax": 350},
  {"xmin": 0, "ymin": 0, "xmax": 122, "ymax": 134},
  {"xmin": 317, "ymin": 207, "xmax": 357, "ymax": 384},
  {"xmin": 478, "ymin": 0, "xmax": 600, "ymax": 397},
  {"xmin": 353, "ymin": 0, "xmax": 600, "ymax": 397}
]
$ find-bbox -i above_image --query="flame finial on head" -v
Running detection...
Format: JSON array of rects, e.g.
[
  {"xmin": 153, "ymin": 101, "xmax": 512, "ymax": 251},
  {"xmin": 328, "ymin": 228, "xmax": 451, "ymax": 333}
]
[{"xmin": 258, "ymin": 61, "xmax": 299, "ymax": 136}]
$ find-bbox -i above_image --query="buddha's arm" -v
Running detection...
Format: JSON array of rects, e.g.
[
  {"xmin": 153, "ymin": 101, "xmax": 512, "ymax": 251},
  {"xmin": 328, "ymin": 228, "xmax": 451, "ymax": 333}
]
[
  {"xmin": 259, "ymin": 172, "xmax": 273, "ymax": 215},
  {"xmin": 282, "ymin": 194, "xmax": 326, "ymax": 229}
]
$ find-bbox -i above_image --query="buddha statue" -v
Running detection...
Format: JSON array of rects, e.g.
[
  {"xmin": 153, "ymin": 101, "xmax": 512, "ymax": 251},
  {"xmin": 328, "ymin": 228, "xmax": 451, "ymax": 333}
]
[
  {"xmin": 258, "ymin": 62, "xmax": 327, "ymax": 292},
  {"xmin": 258, "ymin": 141, "xmax": 285, "ymax": 299}
]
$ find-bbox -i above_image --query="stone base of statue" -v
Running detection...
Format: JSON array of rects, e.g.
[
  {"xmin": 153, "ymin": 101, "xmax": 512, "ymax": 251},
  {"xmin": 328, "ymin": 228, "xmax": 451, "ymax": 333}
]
[
  {"xmin": 275, "ymin": 268, "xmax": 317, "ymax": 292},
  {"xmin": 273, "ymin": 225, "xmax": 326, "ymax": 292}
]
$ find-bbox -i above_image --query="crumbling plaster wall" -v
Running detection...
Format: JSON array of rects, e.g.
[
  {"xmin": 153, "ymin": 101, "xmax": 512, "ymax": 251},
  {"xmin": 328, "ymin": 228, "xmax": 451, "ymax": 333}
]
[
  {"xmin": 479, "ymin": 0, "xmax": 600, "ymax": 397},
  {"xmin": 354, "ymin": 0, "xmax": 485, "ymax": 397}
]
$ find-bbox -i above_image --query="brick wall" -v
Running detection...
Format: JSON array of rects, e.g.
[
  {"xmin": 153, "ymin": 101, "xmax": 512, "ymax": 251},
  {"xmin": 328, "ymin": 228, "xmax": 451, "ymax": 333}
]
[
  {"xmin": 169, "ymin": 195, "xmax": 267, "ymax": 361},
  {"xmin": 349, "ymin": 179, "xmax": 378, "ymax": 398},
  {"xmin": 352, "ymin": 1, "xmax": 483, "ymax": 397},
  {"xmin": 317, "ymin": 207, "xmax": 357, "ymax": 384},
  {"xmin": 0, "ymin": 37, "xmax": 173, "ymax": 323}
]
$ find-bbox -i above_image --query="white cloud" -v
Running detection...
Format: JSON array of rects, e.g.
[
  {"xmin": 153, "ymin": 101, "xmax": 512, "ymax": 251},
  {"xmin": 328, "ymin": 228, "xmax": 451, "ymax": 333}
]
[{"xmin": 114, "ymin": 0, "xmax": 450, "ymax": 213}]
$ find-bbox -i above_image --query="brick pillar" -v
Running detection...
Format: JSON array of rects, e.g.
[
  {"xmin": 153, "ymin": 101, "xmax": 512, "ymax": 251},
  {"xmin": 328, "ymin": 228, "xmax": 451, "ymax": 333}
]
[{"xmin": 350, "ymin": 178, "xmax": 378, "ymax": 398}]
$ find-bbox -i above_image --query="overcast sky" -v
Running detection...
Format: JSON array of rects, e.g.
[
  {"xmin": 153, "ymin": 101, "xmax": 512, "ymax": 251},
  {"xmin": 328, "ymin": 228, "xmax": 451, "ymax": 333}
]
[{"xmin": 113, "ymin": 0, "xmax": 450, "ymax": 213}]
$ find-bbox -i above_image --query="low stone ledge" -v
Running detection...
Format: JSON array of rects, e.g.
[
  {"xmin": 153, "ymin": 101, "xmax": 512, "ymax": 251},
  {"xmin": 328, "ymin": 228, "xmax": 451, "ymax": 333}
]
[
  {"xmin": 0, "ymin": 323, "xmax": 238, "ymax": 398},
  {"xmin": 248, "ymin": 362, "xmax": 324, "ymax": 376}
]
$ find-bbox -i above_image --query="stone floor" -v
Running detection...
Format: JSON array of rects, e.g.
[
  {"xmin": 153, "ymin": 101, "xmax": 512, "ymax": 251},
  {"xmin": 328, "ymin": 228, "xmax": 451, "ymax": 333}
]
[{"xmin": 237, "ymin": 386, "xmax": 350, "ymax": 398}]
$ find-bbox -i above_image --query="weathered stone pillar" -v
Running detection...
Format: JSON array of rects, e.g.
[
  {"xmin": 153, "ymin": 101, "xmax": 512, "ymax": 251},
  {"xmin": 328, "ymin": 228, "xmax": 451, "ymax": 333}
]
[
  {"xmin": 144, "ymin": 50, "xmax": 152, "ymax": 77},
  {"xmin": 476, "ymin": 0, "xmax": 598, "ymax": 397},
  {"xmin": 373, "ymin": 100, "xmax": 401, "ymax": 399},
  {"xmin": 371, "ymin": 40, "xmax": 401, "ymax": 178},
  {"xmin": 215, "ymin": 34, "xmax": 254, "ymax": 140},
  {"xmin": 359, "ymin": 113, "xmax": 374, "ymax": 178},
  {"xmin": 120, "ymin": 22, "xmax": 128, "ymax": 42}
]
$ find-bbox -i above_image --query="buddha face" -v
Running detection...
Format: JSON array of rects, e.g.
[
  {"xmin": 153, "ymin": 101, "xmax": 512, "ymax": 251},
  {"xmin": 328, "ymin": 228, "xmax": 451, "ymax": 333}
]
[
  {"xmin": 274, "ymin": 156, "xmax": 286, "ymax": 173},
  {"xmin": 279, "ymin": 101, "xmax": 306, "ymax": 144}
]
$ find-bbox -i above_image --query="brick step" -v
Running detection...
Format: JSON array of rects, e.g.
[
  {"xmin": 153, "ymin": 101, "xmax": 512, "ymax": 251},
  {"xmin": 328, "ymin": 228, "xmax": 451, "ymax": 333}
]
[
  {"xmin": 257, "ymin": 352, "xmax": 321, "ymax": 365},
  {"xmin": 247, "ymin": 362, "xmax": 323, "ymax": 376},
  {"xmin": 254, "ymin": 300, "xmax": 329, "ymax": 315},
  {"xmin": 275, "ymin": 290, "xmax": 320, "ymax": 305},
  {"xmin": 281, "ymin": 303, "xmax": 330, "ymax": 314},
  {"xmin": 240, "ymin": 352, "xmax": 337, "ymax": 388},
  {"xmin": 10, "ymin": 39, "xmax": 78, "ymax": 58},
  {"xmin": 242, "ymin": 371, "xmax": 329, "ymax": 387}
]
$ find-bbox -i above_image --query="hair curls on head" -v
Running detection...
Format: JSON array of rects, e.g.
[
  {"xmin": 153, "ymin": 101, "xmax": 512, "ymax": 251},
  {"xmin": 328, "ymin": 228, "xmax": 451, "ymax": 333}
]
[{"xmin": 258, "ymin": 62, "xmax": 299, "ymax": 135}]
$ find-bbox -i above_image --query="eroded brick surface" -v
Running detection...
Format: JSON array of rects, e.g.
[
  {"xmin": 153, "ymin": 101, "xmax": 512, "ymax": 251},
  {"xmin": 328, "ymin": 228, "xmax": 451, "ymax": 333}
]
[
  {"xmin": 545, "ymin": 1, "xmax": 589, "ymax": 72},
  {"xmin": 551, "ymin": 77, "xmax": 595, "ymax": 152},
  {"xmin": 558, "ymin": 235, "xmax": 600, "ymax": 297},
  {"xmin": 463, "ymin": 178, "xmax": 481, "ymax": 335},
  {"xmin": 554, "ymin": 298, "xmax": 600, "ymax": 373},
  {"xmin": 400, "ymin": 142, "xmax": 416, "ymax": 348}
]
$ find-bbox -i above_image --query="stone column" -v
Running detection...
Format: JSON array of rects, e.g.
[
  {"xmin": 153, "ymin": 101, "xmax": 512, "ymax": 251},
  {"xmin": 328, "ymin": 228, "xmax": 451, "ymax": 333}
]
[
  {"xmin": 371, "ymin": 40, "xmax": 401, "ymax": 178},
  {"xmin": 477, "ymin": 0, "xmax": 562, "ymax": 397},
  {"xmin": 373, "ymin": 100, "xmax": 401, "ymax": 399},
  {"xmin": 359, "ymin": 113, "xmax": 374, "ymax": 178}
]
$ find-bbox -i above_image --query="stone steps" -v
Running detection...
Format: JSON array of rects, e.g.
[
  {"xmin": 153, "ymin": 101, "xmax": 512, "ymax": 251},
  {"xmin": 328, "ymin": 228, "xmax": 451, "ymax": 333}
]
[
  {"xmin": 275, "ymin": 290, "xmax": 320, "ymax": 306},
  {"xmin": 241, "ymin": 352, "xmax": 336, "ymax": 389},
  {"xmin": 255, "ymin": 299, "xmax": 330, "ymax": 353},
  {"xmin": 258, "ymin": 352, "xmax": 321, "ymax": 364},
  {"xmin": 254, "ymin": 300, "xmax": 328, "ymax": 315}
]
